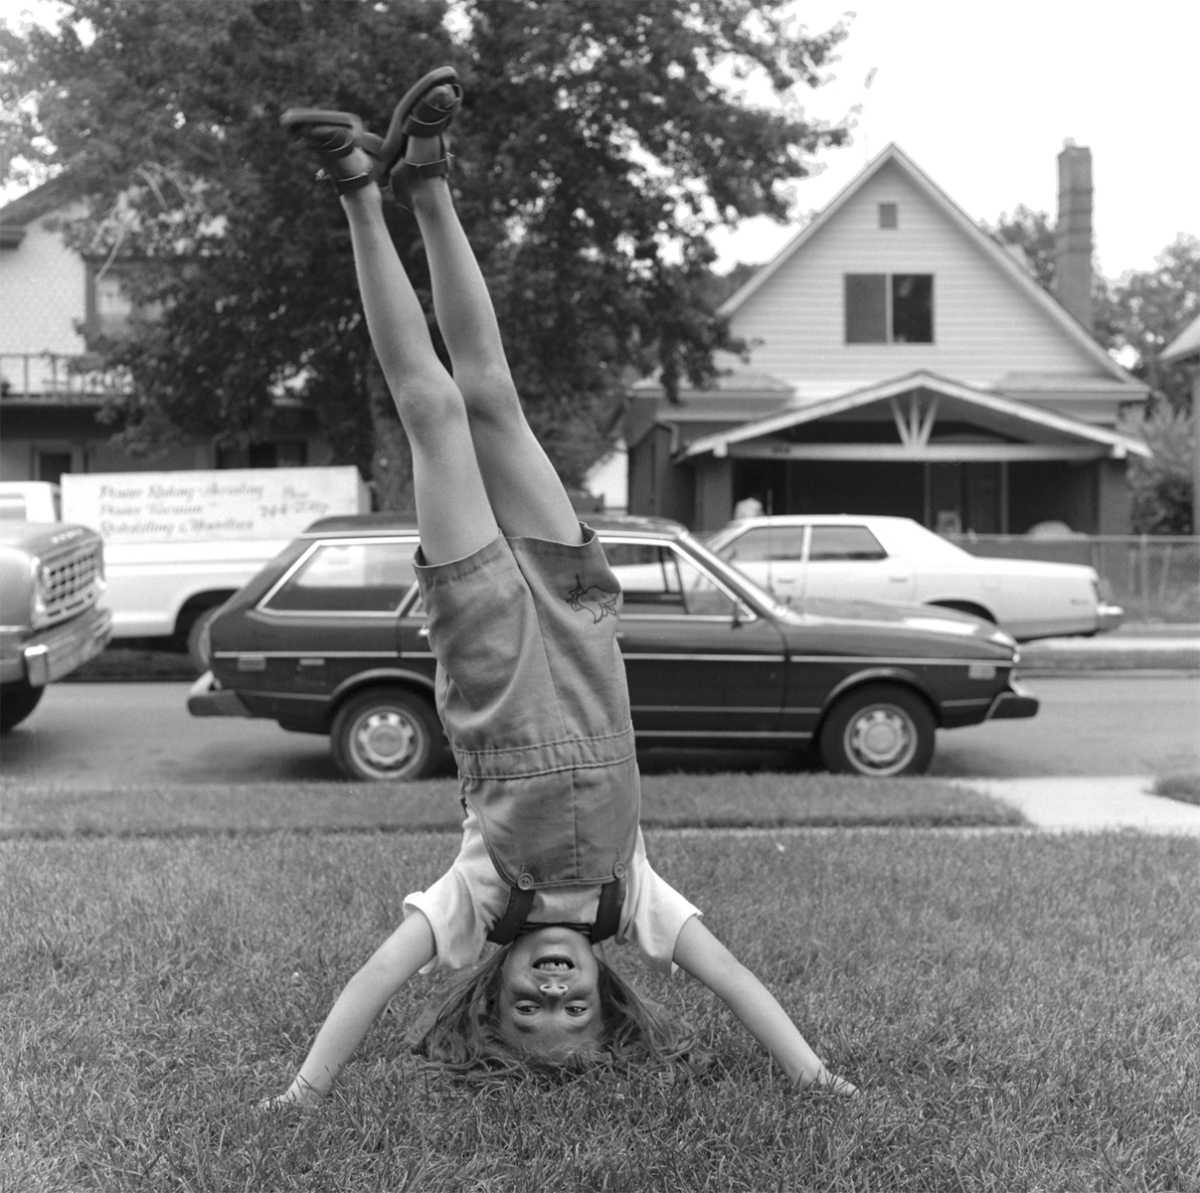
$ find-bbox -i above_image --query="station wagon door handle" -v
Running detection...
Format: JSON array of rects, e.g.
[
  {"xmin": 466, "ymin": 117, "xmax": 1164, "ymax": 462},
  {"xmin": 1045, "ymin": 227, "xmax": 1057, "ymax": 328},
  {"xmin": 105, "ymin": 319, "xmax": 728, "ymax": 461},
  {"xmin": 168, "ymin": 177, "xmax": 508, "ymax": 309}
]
[{"xmin": 418, "ymin": 626, "xmax": 430, "ymax": 637}]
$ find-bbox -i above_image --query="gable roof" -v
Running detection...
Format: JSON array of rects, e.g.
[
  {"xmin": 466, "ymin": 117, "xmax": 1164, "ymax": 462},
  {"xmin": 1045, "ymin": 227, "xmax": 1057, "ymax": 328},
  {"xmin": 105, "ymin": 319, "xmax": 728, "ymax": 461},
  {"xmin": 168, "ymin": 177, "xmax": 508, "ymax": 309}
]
[
  {"xmin": 0, "ymin": 175, "xmax": 77, "ymax": 248},
  {"xmin": 718, "ymin": 143, "xmax": 1133, "ymax": 387},
  {"xmin": 1161, "ymin": 312, "xmax": 1200, "ymax": 363},
  {"xmin": 677, "ymin": 369, "xmax": 1151, "ymax": 461}
]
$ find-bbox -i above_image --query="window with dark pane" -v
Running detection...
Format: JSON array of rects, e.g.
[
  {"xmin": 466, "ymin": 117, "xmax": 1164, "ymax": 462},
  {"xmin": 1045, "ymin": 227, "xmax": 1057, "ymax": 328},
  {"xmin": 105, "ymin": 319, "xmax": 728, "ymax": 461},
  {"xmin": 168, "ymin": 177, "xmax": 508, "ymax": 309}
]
[
  {"xmin": 844, "ymin": 274, "xmax": 888, "ymax": 343},
  {"xmin": 808, "ymin": 526, "xmax": 888, "ymax": 562},
  {"xmin": 878, "ymin": 202, "xmax": 898, "ymax": 229},
  {"xmin": 892, "ymin": 274, "xmax": 933, "ymax": 342}
]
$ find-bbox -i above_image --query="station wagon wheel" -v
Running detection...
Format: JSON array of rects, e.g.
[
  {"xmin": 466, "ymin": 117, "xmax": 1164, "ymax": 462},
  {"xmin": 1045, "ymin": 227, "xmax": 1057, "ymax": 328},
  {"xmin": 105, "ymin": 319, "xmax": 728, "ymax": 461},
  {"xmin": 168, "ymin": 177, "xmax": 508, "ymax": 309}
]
[
  {"xmin": 818, "ymin": 683, "xmax": 936, "ymax": 777},
  {"xmin": 330, "ymin": 687, "xmax": 443, "ymax": 782}
]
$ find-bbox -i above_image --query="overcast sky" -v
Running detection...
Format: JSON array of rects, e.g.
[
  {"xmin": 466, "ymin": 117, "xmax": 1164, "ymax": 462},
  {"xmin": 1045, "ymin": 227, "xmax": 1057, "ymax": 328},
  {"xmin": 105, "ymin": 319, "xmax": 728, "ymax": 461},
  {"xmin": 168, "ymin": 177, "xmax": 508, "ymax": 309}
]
[
  {"xmin": 4, "ymin": 0, "xmax": 1195, "ymax": 282},
  {"xmin": 711, "ymin": 0, "xmax": 1198, "ymax": 278}
]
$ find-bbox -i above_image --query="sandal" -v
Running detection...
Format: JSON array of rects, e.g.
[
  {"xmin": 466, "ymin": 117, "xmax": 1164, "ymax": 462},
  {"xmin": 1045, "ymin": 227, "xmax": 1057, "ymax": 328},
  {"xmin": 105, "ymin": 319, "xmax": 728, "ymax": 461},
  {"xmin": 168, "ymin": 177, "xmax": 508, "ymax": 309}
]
[
  {"xmin": 374, "ymin": 66, "xmax": 463, "ymax": 197},
  {"xmin": 280, "ymin": 108, "xmax": 381, "ymax": 195}
]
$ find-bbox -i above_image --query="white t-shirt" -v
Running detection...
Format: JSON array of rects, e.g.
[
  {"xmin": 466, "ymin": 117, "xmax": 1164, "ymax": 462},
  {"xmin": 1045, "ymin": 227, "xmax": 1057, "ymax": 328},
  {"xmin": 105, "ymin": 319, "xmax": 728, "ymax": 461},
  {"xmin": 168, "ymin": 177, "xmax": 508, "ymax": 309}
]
[{"xmin": 403, "ymin": 806, "xmax": 701, "ymax": 976}]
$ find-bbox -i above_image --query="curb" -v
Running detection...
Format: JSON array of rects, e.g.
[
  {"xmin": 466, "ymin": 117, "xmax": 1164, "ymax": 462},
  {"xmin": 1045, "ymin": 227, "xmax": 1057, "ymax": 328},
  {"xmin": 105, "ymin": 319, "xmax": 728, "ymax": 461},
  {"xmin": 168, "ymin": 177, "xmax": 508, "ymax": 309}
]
[{"xmin": 1018, "ymin": 643, "xmax": 1200, "ymax": 675}]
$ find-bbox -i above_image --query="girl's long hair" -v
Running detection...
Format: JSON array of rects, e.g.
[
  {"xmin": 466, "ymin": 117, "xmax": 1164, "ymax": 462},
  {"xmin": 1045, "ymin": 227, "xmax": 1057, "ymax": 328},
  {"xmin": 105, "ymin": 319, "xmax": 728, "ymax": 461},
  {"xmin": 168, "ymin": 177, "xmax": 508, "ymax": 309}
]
[{"xmin": 412, "ymin": 944, "xmax": 697, "ymax": 1080}]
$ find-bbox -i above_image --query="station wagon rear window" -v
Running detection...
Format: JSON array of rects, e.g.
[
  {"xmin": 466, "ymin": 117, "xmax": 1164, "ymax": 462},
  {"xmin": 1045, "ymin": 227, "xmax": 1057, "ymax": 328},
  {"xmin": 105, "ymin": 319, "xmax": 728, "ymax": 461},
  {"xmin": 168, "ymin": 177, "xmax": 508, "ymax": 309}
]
[
  {"xmin": 264, "ymin": 540, "xmax": 418, "ymax": 613},
  {"xmin": 606, "ymin": 542, "xmax": 742, "ymax": 618}
]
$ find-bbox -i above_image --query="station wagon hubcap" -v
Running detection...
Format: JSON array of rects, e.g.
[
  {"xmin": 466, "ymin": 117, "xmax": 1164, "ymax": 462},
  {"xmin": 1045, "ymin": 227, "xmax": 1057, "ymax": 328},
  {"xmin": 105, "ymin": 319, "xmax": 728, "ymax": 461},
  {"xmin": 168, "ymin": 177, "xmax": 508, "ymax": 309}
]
[
  {"xmin": 845, "ymin": 706, "xmax": 916, "ymax": 773},
  {"xmin": 355, "ymin": 711, "xmax": 417, "ymax": 769}
]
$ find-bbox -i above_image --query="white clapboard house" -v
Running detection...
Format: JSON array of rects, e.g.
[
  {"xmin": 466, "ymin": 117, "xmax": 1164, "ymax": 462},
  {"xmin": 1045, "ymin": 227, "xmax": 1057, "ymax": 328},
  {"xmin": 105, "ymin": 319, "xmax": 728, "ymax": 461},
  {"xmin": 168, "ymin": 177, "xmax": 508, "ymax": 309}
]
[{"xmin": 625, "ymin": 142, "xmax": 1149, "ymax": 534}]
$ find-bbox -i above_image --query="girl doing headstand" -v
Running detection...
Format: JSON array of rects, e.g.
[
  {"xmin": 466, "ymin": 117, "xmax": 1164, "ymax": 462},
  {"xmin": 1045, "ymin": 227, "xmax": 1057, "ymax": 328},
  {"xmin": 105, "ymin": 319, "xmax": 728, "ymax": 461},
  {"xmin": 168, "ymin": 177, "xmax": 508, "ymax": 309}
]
[{"xmin": 269, "ymin": 68, "xmax": 855, "ymax": 1103}]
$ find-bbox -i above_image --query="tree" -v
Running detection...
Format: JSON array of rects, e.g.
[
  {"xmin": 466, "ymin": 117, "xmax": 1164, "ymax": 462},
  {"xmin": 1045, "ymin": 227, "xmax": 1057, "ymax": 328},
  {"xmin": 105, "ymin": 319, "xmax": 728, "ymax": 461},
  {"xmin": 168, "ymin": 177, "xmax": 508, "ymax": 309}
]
[
  {"xmin": 986, "ymin": 204, "xmax": 1057, "ymax": 290},
  {"xmin": 0, "ymin": 0, "xmax": 849, "ymax": 504},
  {"xmin": 1096, "ymin": 234, "xmax": 1200, "ymax": 414},
  {"xmin": 1121, "ymin": 404, "xmax": 1194, "ymax": 534},
  {"xmin": 985, "ymin": 209, "xmax": 1200, "ymax": 413}
]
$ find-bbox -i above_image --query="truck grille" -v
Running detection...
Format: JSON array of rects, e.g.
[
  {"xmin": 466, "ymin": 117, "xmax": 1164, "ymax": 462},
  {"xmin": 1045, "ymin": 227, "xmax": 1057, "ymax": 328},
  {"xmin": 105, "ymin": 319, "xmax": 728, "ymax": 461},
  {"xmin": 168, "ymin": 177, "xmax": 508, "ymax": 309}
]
[{"xmin": 40, "ymin": 542, "xmax": 102, "ymax": 625}]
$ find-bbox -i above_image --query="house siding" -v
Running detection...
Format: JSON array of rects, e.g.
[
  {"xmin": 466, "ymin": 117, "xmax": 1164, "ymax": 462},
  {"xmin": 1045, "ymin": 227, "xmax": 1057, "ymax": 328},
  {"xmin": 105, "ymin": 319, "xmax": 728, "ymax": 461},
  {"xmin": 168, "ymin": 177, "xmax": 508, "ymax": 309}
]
[
  {"xmin": 729, "ymin": 161, "xmax": 1104, "ymax": 400},
  {"xmin": 0, "ymin": 206, "xmax": 89, "ymax": 361}
]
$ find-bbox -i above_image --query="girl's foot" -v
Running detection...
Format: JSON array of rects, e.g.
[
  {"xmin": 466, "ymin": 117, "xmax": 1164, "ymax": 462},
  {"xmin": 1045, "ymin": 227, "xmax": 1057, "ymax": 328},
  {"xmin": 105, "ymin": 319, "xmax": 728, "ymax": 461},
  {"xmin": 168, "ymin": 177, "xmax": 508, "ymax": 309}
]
[
  {"xmin": 280, "ymin": 109, "xmax": 378, "ymax": 195},
  {"xmin": 377, "ymin": 67, "xmax": 462, "ymax": 200}
]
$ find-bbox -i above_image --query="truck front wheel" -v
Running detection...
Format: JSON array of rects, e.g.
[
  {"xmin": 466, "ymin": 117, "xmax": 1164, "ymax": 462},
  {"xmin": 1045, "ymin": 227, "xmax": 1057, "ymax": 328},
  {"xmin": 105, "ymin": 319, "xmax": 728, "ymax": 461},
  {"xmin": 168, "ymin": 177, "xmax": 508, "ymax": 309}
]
[
  {"xmin": 1, "ymin": 680, "xmax": 45, "ymax": 733},
  {"xmin": 330, "ymin": 687, "xmax": 443, "ymax": 781}
]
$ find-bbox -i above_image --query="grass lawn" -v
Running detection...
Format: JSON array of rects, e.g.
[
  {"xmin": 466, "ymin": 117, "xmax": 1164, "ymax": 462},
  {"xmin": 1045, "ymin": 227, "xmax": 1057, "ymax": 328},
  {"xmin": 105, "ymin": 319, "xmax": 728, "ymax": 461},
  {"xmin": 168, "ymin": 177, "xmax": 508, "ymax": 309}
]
[
  {"xmin": 0, "ymin": 771, "xmax": 1022, "ymax": 839},
  {"xmin": 3, "ymin": 824, "xmax": 1198, "ymax": 1191}
]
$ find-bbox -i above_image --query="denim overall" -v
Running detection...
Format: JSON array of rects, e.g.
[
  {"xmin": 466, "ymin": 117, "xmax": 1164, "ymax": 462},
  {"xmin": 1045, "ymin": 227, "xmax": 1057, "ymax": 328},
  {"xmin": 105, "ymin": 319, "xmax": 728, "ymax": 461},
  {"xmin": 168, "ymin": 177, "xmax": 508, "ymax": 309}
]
[{"xmin": 415, "ymin": 528, "xmax": 640, "ymax": 944}]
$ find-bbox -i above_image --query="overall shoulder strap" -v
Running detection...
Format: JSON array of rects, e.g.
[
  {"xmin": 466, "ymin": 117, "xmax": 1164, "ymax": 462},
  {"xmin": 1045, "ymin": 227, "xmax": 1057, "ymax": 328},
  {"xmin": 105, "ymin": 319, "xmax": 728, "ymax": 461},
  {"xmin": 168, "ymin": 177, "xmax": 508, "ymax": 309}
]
[
  {"xmin": 485, "ymin": 865, "xmax": 627, "ymax": 946},
  {"xmin": 588, "ymin": 872, "xmax": 625, "ymax": 944},
  {"xmin": 486, "ymin": 882, "xmax": 536, "ymax": 945}
]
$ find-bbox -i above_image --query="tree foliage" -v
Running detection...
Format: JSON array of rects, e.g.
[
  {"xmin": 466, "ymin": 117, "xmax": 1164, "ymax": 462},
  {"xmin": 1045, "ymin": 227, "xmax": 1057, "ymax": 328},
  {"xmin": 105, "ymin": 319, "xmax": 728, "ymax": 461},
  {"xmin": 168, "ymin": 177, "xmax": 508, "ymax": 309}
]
[
  {"xmin": 985, "ymin": 210, "xmax": 1200, "ymax": 414},
  {"xmin": 1095, "ymin": 234, "xmax": 1200, "ymax": 415},
  {"xmin": 0, "ymin": 0, "xmax": 848, "ymax": 502},
  {"xmin": 987, "ymin": 204, "xmax": 1057, "ymax": 291},
  {"xmin": 1121, "ymin": 405, "xmax": 1195, "ymax": 535}
]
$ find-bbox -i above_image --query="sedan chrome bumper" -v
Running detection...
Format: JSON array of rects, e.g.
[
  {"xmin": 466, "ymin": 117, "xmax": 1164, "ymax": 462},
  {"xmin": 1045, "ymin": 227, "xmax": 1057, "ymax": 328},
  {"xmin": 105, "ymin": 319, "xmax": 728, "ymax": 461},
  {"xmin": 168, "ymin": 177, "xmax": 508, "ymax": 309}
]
[
  {"xmin": 1095, "ymin": 602, "xmax": 1125, "ymax": 634},
  {"xmin": 188, "ymin": 671, "xmax": 253, "ymax": 718}
]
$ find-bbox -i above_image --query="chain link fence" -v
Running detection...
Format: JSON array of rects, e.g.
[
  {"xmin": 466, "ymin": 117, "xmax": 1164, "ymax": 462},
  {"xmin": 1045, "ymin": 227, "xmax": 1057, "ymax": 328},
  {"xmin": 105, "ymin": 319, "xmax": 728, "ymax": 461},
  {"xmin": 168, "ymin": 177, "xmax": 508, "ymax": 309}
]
[{"xmin": 952, "ymin": 535, "xmax": 1200, "ymax": 623}]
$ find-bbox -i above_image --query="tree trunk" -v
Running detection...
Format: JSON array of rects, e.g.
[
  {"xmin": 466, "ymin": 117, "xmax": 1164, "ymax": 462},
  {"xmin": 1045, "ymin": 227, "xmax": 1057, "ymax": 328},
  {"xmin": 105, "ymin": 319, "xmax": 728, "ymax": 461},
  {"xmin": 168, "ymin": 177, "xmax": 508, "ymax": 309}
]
[{"xmin": 366, "ymin": 362, "xmax": 414, "ymax": 513}]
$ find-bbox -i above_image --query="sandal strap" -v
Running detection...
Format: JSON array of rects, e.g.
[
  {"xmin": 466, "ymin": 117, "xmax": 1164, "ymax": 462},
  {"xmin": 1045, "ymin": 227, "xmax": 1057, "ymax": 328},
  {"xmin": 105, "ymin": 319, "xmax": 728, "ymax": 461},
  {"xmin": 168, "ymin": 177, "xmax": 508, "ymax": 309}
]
[
  {"xmin": 402, "ymin": 84, "xmax": 462, "ymax": 139},
  {"xmin": 376, "ymin": 66, "xmax": 461, "ymax": 181},
  {"xmin": 317, "ymin": 169, "xmax": 374, "ymax": 196},
  {"xmin": 389, "ymin": 153, "xmax": 452, "ymax": 197}
]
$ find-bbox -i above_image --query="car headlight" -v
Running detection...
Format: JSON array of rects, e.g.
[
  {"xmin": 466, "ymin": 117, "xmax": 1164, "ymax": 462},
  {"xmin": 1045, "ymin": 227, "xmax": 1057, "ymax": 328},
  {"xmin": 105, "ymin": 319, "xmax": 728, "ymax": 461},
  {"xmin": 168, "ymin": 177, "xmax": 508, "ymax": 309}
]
[{"xmin": 29, "ymin": 556, "xmax": 48, "ymax": 627}]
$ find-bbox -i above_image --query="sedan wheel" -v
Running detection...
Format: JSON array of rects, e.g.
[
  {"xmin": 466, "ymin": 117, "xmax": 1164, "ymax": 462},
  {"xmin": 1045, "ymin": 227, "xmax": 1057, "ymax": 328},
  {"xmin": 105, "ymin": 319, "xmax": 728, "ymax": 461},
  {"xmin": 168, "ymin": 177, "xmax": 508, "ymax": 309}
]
[
  {"xmin": 330, "ymin": 687, "xmax": 443, "ymax": 781},
  {"xmin": 818, "ymin": 683, "xmax": 936, "ymax": 777}
]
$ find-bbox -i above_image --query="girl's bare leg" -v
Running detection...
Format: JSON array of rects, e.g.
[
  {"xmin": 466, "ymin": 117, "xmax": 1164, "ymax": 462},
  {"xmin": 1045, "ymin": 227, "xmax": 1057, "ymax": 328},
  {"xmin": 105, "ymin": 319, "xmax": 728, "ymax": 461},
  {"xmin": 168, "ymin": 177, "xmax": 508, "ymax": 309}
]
[
  {"xmin": 404, "ymin": 134, "xmax": 581, "ymax": 546},
  {"xmin": 336, "ymin": 168, "xmax": 498, "ymax": 566}
]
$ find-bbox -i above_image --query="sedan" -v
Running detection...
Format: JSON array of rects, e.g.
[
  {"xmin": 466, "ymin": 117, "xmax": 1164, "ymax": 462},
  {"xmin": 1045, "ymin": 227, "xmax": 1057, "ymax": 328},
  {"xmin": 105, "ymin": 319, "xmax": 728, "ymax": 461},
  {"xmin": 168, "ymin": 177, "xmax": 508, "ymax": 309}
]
[
  {"xmin": 703, "ymin": 515, "xmax": 1122, "ymax": 641},
  {"xmin": 189, "ymin": 514, "xmax": 1037, "ymax": 781}
]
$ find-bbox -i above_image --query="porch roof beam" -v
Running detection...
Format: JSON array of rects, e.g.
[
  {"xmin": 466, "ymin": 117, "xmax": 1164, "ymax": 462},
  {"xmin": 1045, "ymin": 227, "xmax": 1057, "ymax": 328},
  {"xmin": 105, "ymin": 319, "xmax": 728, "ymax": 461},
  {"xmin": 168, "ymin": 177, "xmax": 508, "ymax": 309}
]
[{"xmin": 725, "ymin": 443, "xmax": 1113, "ymax": 462}]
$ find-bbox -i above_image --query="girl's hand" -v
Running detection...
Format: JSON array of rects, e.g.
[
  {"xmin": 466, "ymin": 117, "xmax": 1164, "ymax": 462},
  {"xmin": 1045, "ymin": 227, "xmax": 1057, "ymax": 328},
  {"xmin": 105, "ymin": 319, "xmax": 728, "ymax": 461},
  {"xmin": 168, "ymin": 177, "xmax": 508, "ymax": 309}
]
[
  {"xmin": 802, "ymin": 1067, "xmax": 860, "ymax": 1097},
  {"xmin": 258, "ymin": 1084, "xmax": 324, "ymax": 1110}
]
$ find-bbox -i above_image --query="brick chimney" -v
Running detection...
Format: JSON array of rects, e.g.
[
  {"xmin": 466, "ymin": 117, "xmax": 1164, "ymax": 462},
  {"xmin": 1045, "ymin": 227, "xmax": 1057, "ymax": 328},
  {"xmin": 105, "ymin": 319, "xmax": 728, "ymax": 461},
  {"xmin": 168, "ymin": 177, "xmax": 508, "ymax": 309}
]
[{"xmin": 1053, "ymin": 140, "xmax": 1094, "ymax": 332}]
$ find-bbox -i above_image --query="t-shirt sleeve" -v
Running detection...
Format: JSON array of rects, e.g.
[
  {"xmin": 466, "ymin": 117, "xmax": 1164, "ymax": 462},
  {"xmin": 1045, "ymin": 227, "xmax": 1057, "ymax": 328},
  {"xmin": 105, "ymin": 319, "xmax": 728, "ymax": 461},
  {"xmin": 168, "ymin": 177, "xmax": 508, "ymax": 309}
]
[
  {"xmin": 622, "ymin": 858, "xmax": 702, "ymax": 975},
  {"xmin": 403, "ymin": 868, "xmax": 489, "ymax": 975},
  {"xmin": 402, "ymin": 812, "xmax": 511, "ymax": 974}
]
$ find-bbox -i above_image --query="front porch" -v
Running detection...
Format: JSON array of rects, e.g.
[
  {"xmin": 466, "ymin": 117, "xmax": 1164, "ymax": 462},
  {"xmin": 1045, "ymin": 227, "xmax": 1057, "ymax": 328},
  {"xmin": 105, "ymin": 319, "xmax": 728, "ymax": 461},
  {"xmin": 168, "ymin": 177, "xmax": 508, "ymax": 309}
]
[{"xmin": 632, "ymin": 371, "xmax": 1150, "ymax": 535}]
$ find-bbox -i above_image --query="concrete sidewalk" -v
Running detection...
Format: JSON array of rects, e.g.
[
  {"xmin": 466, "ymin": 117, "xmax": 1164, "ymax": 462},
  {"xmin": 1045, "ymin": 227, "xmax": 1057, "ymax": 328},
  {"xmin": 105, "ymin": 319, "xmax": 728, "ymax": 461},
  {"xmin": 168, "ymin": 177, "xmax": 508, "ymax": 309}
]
[
  {"xmin": 1018, "ymin": 623, "xmax": 1200, "ymax": 673},
  {"xmin": 956, "ymin": 776, "xmax": 1200, "ymax": 835}
]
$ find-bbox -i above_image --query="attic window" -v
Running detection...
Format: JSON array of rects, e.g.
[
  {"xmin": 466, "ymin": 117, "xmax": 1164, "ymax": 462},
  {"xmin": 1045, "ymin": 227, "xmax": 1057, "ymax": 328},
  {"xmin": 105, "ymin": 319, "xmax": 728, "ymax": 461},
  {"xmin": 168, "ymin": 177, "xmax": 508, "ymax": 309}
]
[
  {"xmin": 878, "ymin": 203, "xmax": 898, "ymax": 229},
  {"xmin": 844, "ymin": 274, "xmax": 934, "ymax": 344}
]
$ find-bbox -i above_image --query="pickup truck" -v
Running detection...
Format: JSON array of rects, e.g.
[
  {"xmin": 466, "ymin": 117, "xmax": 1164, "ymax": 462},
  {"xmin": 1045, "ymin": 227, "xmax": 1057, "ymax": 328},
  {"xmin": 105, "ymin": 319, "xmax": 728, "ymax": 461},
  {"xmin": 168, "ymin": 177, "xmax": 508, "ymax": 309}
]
[{"xmin": 0, "ymin": 518, "xmax": 112, "ymax": 731}]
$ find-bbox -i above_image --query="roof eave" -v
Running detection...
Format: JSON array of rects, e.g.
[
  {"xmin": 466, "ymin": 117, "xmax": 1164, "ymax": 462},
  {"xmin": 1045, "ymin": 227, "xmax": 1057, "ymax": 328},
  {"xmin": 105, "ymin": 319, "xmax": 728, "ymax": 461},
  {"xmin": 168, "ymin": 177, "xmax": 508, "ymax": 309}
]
[{"xmin": 677, "ymin": 370, "xmax": 1152, "ymax": 461}]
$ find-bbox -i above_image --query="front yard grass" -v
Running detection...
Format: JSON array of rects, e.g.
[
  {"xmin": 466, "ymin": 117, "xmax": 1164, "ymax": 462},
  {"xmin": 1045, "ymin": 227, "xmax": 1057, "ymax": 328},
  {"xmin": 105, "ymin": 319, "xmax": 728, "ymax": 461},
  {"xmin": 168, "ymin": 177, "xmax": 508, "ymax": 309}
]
[
  {"xmin": 3, "ymin": 828, "xmax": 1198, "ymax": 1191},
  {"xmin": 0, "ymin": 771, "xmax": 1022, "ymax": 839}
]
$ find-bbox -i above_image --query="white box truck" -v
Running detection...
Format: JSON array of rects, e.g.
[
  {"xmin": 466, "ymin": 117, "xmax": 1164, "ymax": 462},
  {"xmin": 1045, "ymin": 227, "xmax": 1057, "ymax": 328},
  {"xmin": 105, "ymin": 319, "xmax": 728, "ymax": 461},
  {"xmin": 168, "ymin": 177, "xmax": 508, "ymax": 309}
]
[{"xmin": 55, "ymin": 467, "xmax": 369, "ymax": 667}]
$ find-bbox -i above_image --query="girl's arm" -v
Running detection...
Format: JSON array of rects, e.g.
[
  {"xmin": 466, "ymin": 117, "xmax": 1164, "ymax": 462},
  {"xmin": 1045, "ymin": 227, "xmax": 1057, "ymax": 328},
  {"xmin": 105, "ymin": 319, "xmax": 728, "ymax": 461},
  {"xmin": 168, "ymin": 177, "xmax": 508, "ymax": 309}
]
[
  {"xmin": 672, "ymin": 916, "xmax": 857, "ymax": 1094},
  {"xmin": 266, "ymin": 912, "xmax": 437, "ymax": 1106}
]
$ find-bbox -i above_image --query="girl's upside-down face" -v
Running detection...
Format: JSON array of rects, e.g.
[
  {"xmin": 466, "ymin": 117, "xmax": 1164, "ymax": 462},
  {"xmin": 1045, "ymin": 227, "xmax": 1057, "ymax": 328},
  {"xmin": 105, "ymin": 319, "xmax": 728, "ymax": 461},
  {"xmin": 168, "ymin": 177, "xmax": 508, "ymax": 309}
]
[{"xmin": 497, "ymin": 925, "xmax": 604, "ymax": 1058}]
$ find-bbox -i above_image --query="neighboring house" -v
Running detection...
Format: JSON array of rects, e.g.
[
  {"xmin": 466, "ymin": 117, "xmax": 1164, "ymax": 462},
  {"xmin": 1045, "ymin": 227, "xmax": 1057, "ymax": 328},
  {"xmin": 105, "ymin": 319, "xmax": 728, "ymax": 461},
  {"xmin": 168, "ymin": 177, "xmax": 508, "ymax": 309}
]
[
  {"xmin": 625, "ymin": 142, "xmax": 1150, "ymax": 534},
  {"xmin": 0, "ymin": 179, "xmax": 329, "ymax": 484}
]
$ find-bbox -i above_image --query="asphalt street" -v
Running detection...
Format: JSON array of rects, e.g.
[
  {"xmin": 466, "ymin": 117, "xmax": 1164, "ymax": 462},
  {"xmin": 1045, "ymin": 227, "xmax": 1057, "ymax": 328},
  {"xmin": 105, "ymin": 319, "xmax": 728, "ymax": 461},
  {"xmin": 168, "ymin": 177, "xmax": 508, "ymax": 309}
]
[{"xmin": 1, "ymin": 674, "xmax": 1196, "ymax": 788}]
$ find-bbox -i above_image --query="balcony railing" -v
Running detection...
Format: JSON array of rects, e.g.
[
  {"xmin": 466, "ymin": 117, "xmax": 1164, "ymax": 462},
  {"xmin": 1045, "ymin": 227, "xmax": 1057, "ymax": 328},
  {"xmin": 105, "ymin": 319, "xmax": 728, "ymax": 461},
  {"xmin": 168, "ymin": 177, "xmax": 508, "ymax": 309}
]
[{"xmin": 0, "ymin": 352, "xmax": 132, "ymax": 402}]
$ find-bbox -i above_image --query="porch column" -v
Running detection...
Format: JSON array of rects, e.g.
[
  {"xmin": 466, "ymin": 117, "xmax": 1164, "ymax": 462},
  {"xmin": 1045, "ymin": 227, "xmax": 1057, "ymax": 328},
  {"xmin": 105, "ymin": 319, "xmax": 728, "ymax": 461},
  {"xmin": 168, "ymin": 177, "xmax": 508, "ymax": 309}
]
[{"xmin": 693, "ymin": 456, "xmax": 733, "ymax": 532}]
